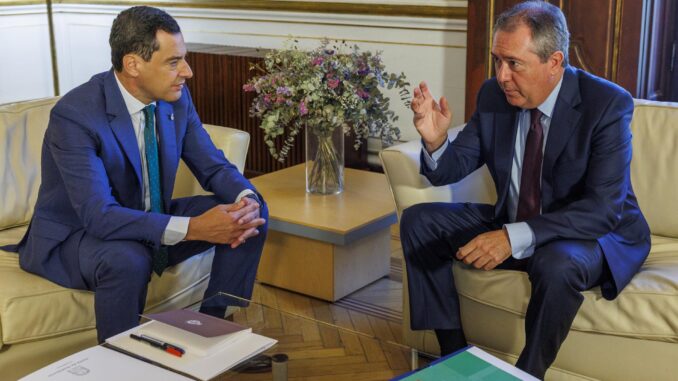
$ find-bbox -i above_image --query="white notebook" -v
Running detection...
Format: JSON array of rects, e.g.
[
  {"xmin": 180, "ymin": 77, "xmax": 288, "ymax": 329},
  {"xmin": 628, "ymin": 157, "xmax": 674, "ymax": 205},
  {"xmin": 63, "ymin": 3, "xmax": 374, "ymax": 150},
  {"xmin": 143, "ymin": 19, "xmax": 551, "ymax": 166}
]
[
  {"xmin": 106, "ymin": 319, "xmax": 276, "ymax": 381},
  {"xmin": 138, "ymin": 319, "xmax": 252, "ymax": 357}
]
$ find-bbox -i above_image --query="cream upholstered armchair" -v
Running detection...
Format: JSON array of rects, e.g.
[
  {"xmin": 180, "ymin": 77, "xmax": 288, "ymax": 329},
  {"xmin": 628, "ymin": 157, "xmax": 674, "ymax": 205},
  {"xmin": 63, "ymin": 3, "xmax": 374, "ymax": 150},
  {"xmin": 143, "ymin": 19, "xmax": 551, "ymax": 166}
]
[
  {"xmin": 380, "ymin": 99, "xmax": 678, "ymax": 381},
  {"xmin": 0, "ymin": 97, "xmax": 250, "ymax": 379}
]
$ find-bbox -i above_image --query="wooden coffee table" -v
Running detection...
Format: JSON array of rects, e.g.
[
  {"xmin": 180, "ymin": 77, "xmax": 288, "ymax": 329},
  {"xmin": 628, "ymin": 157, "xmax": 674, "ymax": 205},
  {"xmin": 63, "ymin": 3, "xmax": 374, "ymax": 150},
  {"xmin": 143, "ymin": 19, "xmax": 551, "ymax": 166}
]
[{"xmin": 251, "ymin": 164, "xmax": 397, "ymax": 301}]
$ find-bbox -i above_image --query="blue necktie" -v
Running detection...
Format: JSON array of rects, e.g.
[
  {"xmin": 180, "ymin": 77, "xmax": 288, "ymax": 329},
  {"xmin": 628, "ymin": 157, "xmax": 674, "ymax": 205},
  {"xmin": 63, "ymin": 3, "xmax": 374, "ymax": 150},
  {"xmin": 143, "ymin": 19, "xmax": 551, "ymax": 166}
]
[{"xmin": 143, "ymin": 105, "xmax": 168, "ymax": 275}]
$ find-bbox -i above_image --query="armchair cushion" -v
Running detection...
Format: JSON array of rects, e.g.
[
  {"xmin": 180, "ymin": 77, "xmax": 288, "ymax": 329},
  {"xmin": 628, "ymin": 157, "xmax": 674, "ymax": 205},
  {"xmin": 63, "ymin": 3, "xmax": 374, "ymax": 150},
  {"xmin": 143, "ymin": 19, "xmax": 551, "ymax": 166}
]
[
  {"xmin": 0, "ymin": 235, "xmax": 213, "ymax": 347},
  {"xmin": 455, "ymin": 234, "xmax": 678, "ymax": 343}
]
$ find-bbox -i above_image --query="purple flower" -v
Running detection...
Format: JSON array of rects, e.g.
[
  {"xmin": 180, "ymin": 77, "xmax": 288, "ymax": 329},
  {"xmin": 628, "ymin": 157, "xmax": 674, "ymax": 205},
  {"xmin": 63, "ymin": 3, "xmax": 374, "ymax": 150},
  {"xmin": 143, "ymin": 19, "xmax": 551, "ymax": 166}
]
[
  {"xmin": 357, "ymin": 89, "xmax": 370, "ymax": 100},
  {"xmin": 276, "ymin": 86, "xmax": 291, "ymax": 96},
  {"xmin": 324, "ymin": 49, "xmax": 335, "ymax": 55},
  {"xmin": 312, "ymin": 57, "xmax": 324, "ymax": 66},
  {"xmin": 299, "ymin": 101, "xmax": 308, "ymax": 116},
  {"xmin": 328, "ymin": 79, "xmax": 340, "ymax": 89},
  {"xmin": 263, "ymin": 94, "xmax": 272, "ymax": 104}
]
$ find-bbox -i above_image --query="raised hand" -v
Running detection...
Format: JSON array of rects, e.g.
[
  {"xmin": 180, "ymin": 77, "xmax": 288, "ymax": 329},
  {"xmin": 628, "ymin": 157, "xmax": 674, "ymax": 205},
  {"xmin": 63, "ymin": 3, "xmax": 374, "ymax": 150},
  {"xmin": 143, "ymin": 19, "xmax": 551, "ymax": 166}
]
[{"xmin": 411, "ymin": 81, "xmax": 453, "ymax": 153}]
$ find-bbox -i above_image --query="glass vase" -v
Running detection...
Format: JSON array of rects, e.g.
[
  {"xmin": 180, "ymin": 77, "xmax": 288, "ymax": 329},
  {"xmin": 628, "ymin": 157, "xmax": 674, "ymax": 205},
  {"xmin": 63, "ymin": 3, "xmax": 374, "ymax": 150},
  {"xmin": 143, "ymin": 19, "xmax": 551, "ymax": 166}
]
[{"xmin": 305, "ymin": 125, "xmax": 344, "ymax": 195}]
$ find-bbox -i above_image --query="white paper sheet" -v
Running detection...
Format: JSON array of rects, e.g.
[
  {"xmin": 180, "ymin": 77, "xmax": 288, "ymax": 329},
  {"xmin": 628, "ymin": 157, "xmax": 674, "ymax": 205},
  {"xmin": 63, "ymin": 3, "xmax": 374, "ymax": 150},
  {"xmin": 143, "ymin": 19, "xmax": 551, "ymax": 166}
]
[{"xmin": 20, "ymin": 346, "xmax": 192, "ymax": 381}]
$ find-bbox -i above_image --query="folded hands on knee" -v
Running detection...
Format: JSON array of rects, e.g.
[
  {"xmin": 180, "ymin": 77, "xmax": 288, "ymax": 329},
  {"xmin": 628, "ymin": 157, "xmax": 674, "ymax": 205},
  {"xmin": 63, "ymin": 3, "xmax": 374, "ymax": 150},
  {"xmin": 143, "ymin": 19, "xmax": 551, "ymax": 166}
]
[
  {"xmin": 456, "ymin": 229, "xmax": 512, "ymax": 270},
  {"xmin": 185, "ymin": 197, "xmax": 265, "ymax": 249}
]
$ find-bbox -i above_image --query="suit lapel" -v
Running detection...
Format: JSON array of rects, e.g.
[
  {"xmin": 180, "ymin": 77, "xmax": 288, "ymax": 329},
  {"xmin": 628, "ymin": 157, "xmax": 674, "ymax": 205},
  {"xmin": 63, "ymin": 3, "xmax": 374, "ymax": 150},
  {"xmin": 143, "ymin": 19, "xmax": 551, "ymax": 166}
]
[
  {"xmin": 492, "ymin": 111, "xmax": 518, "ymax": 218},
  {"xmin": 104, "ymin": 70, "xmax": 143, "ymax": 189},
  {"xmin": 542, "ymin": 68, "xmax": 582, "ymax": 182},
  {"xmin": 156, "ymin": 101, "xmax": 178, "ymax": 213}
]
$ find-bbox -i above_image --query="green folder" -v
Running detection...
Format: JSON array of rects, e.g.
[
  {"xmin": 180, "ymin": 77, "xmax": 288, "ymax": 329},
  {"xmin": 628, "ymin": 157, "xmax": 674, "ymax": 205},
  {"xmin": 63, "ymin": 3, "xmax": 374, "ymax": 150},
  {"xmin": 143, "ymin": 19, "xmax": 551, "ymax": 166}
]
[{"xmin": 396, "ymin": 349, "xmax": 522, "ymax": 381}]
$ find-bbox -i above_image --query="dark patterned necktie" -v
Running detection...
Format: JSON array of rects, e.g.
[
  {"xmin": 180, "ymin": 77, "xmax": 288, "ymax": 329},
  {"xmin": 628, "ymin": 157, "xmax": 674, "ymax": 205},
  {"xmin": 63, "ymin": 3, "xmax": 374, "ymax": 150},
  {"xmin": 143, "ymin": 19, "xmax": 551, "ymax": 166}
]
[
  {"xmin": 143, "ymin": 105, "xmax": 168, "ymax": 275},
  {"xmin": 516, "ymin": 109, "xmax": 544, "ymax": 221}
]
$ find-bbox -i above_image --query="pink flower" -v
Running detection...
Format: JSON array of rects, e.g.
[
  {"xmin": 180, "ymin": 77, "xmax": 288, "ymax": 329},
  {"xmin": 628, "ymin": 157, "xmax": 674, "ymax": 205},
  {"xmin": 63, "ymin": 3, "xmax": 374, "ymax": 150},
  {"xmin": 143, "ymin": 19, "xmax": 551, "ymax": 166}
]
[
  {"xmin": 328, "ymin": 79, "xmax": 340, "ymax": 89},
  {"xmin": 242, "ymin": 83, "xmax": 255, "ymax": 92},
  {"xmin": 275, "ymin": 96, "xmax": 285, "ymax": 104},
  {"xmin": 312, "ymin": 57, "xmax": 324, "ymax": 66},
  {"xmin": 299, "ymin": 101, "xmax": 308, "ymax": 116}
]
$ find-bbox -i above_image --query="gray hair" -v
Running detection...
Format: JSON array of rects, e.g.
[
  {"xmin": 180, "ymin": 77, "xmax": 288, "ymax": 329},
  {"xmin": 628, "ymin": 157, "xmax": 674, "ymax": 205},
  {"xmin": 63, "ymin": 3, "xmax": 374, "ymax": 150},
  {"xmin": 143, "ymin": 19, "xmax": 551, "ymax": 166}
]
[
  {"xmin": 495, "ymin": 1, "xmax": 570, "ymax": 67},
  {"xmin": 109, "ymin": 6, "xmax": 181, "ymax": 72}
]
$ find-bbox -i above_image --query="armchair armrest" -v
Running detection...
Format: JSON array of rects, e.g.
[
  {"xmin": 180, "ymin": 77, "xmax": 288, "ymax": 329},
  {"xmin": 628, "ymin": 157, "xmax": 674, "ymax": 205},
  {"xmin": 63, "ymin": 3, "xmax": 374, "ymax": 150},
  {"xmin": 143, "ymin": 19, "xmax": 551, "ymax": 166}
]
[{"xmin": 379, "ymin": 125, "xmax": 497, "ymax": 220}]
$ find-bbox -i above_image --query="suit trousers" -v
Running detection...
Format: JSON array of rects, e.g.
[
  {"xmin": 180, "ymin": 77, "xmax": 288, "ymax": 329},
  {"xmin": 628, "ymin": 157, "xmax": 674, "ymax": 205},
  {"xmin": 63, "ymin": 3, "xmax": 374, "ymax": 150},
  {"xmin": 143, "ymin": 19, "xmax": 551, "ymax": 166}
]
[
  {"xmin": 65, "ymin": 195, "xmax": 267, "ymax": 343},
  {"xmin": 400, "ymin": 202, "xmax": 606, "ymax": 379}
]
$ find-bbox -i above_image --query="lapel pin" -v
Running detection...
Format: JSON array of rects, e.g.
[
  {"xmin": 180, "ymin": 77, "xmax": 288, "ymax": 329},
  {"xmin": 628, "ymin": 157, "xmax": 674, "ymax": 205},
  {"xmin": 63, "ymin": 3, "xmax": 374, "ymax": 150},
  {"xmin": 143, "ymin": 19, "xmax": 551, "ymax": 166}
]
[{"xmin": 169, "ymin": 113, "xmax": 174, "ymax": 121}]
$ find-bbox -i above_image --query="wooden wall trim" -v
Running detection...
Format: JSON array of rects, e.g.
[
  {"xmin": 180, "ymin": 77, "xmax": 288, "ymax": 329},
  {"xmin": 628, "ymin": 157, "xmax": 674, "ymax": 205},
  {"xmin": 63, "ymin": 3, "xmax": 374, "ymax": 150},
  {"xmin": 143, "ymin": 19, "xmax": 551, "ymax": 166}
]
[{"xmin": 0, "ymin": 0, "xmax": 468, "ymax": 19}]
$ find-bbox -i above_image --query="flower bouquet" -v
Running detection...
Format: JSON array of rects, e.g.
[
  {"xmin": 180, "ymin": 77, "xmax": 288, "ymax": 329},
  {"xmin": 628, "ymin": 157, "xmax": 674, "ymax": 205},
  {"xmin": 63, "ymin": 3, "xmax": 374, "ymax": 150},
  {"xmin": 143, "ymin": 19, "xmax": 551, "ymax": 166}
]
[{"xmin": 244, "ymin": 39, "xmax": 409, "ymax": 194}]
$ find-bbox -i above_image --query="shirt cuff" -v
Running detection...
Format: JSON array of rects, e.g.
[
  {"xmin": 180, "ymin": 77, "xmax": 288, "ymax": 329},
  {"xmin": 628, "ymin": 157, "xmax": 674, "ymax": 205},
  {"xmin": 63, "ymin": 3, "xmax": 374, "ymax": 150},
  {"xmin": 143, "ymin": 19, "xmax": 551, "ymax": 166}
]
[
  {"xmin": 235, "ymin": 189, "xmax": 257, "ymax": 204},
  {"xmin": 504, "ymin": 222, "xmax": 536, "ymax": 259},
  {"xmin": 161, "ymin": 216, "xmax": 190, "ymax": 245},
  {"xmin": 421, "ymin": 139, "xmax": 449, "ymax": 171}
]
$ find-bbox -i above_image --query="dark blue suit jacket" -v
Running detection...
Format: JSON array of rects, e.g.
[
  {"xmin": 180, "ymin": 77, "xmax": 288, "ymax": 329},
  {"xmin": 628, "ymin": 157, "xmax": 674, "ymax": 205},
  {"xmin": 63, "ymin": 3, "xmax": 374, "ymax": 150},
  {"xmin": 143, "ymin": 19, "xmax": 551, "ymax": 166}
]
[
  {"xmin": 421, "ymin": 67, "xmax": 650, "ymax": 299},
  {"xmin": 13, "ymin": 69, "xmax": 258, "ymax": 289}
]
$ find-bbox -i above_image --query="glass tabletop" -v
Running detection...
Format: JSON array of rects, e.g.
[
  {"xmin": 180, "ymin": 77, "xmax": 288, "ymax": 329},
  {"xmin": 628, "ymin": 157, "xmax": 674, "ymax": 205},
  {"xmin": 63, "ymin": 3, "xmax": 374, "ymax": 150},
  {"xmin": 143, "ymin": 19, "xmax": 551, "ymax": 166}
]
[{"xmin": 184, "ymin": 283, "xmax": 435, "ymax": 381}]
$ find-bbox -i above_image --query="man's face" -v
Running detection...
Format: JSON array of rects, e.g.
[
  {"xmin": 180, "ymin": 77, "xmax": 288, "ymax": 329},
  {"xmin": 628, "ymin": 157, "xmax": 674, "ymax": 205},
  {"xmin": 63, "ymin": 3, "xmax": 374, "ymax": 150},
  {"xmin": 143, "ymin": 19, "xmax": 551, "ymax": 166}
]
[
  {"xmin": 135, "ymin": 30, "xmax": 193, "ymax": 103},
  {"xmin": 491, "ymin": 23, "xmax": 561, "ymax": 109}
]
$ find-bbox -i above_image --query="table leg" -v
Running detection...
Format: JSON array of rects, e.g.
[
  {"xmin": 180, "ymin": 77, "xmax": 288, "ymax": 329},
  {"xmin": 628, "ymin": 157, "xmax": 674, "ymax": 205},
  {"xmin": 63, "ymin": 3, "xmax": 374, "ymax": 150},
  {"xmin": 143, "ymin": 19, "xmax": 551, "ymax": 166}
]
[{"xmin": 410, "ymin": 348, "xmax": 419, "ymax": 370}]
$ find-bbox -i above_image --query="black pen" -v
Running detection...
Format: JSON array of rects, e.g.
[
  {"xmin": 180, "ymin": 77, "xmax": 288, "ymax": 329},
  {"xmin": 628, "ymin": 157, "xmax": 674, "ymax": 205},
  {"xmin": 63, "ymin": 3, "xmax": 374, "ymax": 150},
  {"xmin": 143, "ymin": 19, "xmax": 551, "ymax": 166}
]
[{"xmin": 130, "ymin": 333, "xmax": 185, "ymax": 357}]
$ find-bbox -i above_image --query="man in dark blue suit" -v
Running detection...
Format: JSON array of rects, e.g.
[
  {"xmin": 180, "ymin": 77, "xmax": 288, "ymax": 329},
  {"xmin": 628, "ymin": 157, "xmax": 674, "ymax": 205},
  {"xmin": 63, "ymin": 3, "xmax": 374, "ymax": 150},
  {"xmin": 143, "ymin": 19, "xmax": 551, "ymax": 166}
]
[
  {"xmin": 5, "ymin": 6, "xmax": 267, "ymax": 342},
  {"xmin": 401, "ymin": 1, "xmax": 650, "ymax": 378}
]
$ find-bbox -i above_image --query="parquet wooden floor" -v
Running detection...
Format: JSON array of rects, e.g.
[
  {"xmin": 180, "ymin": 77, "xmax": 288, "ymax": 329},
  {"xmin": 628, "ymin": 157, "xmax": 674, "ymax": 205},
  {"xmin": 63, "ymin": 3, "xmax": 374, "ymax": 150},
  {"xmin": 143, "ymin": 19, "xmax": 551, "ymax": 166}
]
[{"xmin": 218, "ymin": 283, "xmax": 413, "ymax": 381}]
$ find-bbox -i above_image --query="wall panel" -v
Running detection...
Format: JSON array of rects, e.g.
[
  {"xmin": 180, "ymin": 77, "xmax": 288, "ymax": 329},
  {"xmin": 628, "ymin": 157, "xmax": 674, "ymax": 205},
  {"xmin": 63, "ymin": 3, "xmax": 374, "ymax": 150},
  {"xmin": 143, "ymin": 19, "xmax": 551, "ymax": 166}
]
[{"xmin": 0, "ymin": 5, "xmax": 54, "ymax": 104}]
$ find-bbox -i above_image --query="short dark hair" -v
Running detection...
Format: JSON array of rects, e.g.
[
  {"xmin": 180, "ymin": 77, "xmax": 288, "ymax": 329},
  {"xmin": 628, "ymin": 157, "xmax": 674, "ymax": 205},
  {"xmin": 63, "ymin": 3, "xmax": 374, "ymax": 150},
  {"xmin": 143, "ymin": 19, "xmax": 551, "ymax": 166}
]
[
  {"xmin": 495, "ymin": 1, "xmax": 570, "ymax": 67},
  {"xmin": 109, "ymin": 6, "xmax": 181, "ymax": 71}
]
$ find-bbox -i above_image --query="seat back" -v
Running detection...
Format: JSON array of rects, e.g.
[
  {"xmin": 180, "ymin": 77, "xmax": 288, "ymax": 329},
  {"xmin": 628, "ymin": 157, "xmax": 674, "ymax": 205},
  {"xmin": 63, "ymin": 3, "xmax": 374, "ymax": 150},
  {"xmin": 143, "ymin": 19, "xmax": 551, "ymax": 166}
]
[
  {"xmin": 172, "ymin": 124, "xmax": 250, "ymax": 198},
  {"xmin": 630, "ymin": 99, "xmax": 678, "ymax": 238},
  {"xmin": 0, "ymin": 97, "xmax": 59, "ymax": 230}
]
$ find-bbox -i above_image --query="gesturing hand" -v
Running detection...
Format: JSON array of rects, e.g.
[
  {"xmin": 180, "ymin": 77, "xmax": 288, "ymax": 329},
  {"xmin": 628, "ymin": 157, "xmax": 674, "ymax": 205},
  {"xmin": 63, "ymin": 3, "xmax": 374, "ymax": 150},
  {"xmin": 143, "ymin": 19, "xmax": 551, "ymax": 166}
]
[
  {"xmin": 411, "ymin": 81, "xmax": 453, "ymax": 153},
  {"xmin": 456, "ymin": 229, "xmax": 512, "ymax": 271},
  {"xmin": 185, "ymin": 199, "xmax": 266, "ymax": 248}
]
